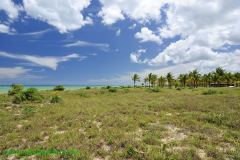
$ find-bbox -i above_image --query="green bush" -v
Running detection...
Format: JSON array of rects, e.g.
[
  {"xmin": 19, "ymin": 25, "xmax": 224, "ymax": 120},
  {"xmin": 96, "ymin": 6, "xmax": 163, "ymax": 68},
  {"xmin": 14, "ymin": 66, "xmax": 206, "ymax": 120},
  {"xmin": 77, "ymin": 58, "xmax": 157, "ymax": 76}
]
[
  {"xmin": 151, "ymin": 88, "xmax": 161, "ymax": 92},
  {"xmin": 12, "ymin": 88, "xmax": 43, "ymax": 104},
  {"xmin": 12, "ymin": 94, "xmax": 25, "ymax": 104},
  {"xmin": 86, "ymin": 86, "xmax": 91, "ymax": 90},
  {"xmin": 24, "ymin": 88, "xmax": 43, "ymax": 102},
  {"xmin": 53, "ymin": 85, "xmax": 65, "ymax": 91},
  {"xmin": 8, "ymin": 84, "xmax": 24, "ymax": 96},
  {"xmin": 109, "ymin": 88, "xmax": 117, "ymax": 93},
  {"xmin": 106, "ymin": 86, "xmax": 111, "ymax": 89},
  {"xmin": 202, "ymin": 89, "xmax": 217, "ymax": 95},
  {"xmin": 50, "ymin": 95, "xmax": 62, "ymax": 103}
]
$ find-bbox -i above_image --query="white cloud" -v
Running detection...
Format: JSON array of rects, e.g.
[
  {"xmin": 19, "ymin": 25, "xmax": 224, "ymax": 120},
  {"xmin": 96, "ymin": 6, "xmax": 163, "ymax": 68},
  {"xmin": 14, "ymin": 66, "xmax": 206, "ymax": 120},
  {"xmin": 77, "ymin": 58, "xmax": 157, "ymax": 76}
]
[
  {"xmin": 116, "ymin": 29, "xmax": 121, "ymax": 36},
  {"xmin": 64, "ymin": 40, "xmax": 110, "ymax": 51},
  {"xmin": 0, "ymin": 0, "xmax": 20, "ymax": 19},
  {"xmin": 135, "ymin": 27, "xmax": 161, "ymax": 44},
  {"xmin": 0, "ymin": 51, "xmax": 80, "ymax": 70},
  {"xmin": 0, "ymin": 67, "xmax": 30, "ymax": 79},
  {"xmin": 98, "ymin": 0, "xmax": 165, "ymax": 25},
  {"xmin": 130, "ymin": 49, "xmax": 147, "ymax": 63},
  {"xmin": 23, "ymin": 0, "xmax": 92, "ymax": 33},
  {"xmin": 0, "ymin": 23, "xmax": 11, "ymax": 34},
  {"xmin": 129, "ymin": 0, "xmax": 240, "ymax": 73}
]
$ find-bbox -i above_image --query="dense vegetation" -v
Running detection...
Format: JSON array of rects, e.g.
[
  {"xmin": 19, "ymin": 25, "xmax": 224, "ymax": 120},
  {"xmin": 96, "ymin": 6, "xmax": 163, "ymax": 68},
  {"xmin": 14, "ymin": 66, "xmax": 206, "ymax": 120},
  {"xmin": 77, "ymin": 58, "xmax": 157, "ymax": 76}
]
[
  {"xmin": 132, "ymin": 67, "xmax": 240, "ymax": 88},
  {"xmin": 0, "ymin": 86, "xmax": 239, "ymax": 159}
]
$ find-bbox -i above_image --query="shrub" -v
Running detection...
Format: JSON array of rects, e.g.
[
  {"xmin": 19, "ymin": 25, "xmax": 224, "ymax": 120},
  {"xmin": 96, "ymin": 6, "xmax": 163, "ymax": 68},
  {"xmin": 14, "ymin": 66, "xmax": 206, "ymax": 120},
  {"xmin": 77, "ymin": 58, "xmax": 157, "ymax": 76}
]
[
  {"xmin": 53, "ymin": 85, "xmax": 65, "ymax": 91},
  {"xmin": 151, "ymin": 88, "xmax": 161, "ymax": 92},
  {"xmin": 176, "ymin": 87, "xmax": 181, "ymax": 91},
  {"xmin": 13, "ymin": 94, "xmax": 25, "ymax": 104},
  {"xmin": 12, "ymin": 88, "xmax": 43, "ymax": 104},
  {"xmin": 8, "ymin": 84, "xmax": 24, "ymax": 96},
  {"xmin": 109, "ymin": 88, "xmax": 117, "ymax": 93},
  {"xmin": 24, "ymin": 88, "xmax": 43, "ymax": 102},
  {"xmin": 86, "ymin": 86, "xmax": 91, "ymax": 90},
  {"xmin": 50, "ymin": 95, "xmax": 62, "ymax": 103},
  {"xmin": 106, "ymin": 86, "xmax": 111, "ymax": 89},
  {"xmin": 202, "ymin": 89, "xmax": 217, "ymax": 95}
]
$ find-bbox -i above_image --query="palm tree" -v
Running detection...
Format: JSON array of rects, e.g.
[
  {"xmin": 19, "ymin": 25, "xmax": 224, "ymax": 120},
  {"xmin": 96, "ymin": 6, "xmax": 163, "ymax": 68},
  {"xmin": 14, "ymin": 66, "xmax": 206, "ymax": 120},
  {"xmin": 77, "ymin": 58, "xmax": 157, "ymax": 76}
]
[
  {"xmin": 166, "ymin": 72, "xmax": 174, "ymax": 88},
  {"xmin": 144, "ymin": 77, "xmax": 148, "ymax": 87},
  {"xmin": 224, "ymin": 72, "xmax": 233, "ymax": 86},
  {"xmin": 215, "ymin": 67, "xmax": 225, "ymax": 85},
  {"xmin": 132, "ymin": 74, "xmax": 140, "ymax": 87},
  {"xmin": 158, "ymin": 76, "xmax": 166, "ymax": 88},
  {"xmin": 150, "ymin": 74, "xmax": 158, "ymax": 87},
  {"xmin": 234, "ymin": 72, "xmax": 240, "ymax": 87},
  {"xmin": 178, "ymin": 74, "xmax": 188, "ymax": 87},
  {"xmin": 148, "ymin": 73, "xmax": 152, "ymax": 87},
  {"xmin": 189, "ymin": 69, "xmax": 201, "ymax": 87}
]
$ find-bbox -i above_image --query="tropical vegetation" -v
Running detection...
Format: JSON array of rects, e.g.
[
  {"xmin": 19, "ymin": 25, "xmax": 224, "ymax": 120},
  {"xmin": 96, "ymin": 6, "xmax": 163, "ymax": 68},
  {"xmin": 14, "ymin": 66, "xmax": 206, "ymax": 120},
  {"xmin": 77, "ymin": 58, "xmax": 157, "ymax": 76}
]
[{"xmin": 132, "ymin": 67, "xmax": 240, "ymax": 88}]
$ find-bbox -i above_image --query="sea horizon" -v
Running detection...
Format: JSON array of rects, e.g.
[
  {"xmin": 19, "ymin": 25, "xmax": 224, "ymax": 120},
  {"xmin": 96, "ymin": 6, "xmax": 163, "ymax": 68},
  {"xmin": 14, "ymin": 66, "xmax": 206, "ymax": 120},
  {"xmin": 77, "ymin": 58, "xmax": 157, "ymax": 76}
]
[{"xmin": 0, "ymin": 85, "xmax": 111, "ymax": 93}]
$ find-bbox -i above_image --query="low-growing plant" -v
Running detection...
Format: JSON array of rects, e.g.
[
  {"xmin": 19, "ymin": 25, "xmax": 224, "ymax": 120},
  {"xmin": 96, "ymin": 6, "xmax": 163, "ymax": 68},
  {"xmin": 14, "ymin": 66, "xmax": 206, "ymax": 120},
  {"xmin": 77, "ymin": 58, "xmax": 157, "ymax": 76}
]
[
  {"xmin": 176, "ymin": 87, "xmax": 181, "ymax": 90},
  {"xmin": 202, "ymin": 89, "xmax": 217, "ymax": 95},
  {"xmin": 53, "ymin": 85, "xmax": 65, "ymax": 91},
  {"xmin": 12, "ymin": 94, "xmax": 25, "ymax": 104},
  {"xmin": 24, "ymin": 88, "xmax": 43, "ymax": 102},
  {"xmin": 8, "ymin": 84, "xmax": 24, "ymax": 96},
  {"xmin": 86, "ymin": 86, "xmax": 91, "ymax": 90},
  {"xmin": 22, "ymin": 106, "xmax": 37, "ymax": 117},
  {"xmin": 50, "ymin": 95, "xmax": 62, "ymax": 103},
  {"xmin": 108, "ymin": 88, "xmax": 117, "ymax": 93},
  {"xmin": 106, "ymin": 86, "xmax": 111, "ymax": 89},
  {"xmin": 12, "ymin": 88, "xmax": 43, "ymax": 104},
  {"xmin": 151, "ymin": 87, "xmax": 161, "ymax": 92}
]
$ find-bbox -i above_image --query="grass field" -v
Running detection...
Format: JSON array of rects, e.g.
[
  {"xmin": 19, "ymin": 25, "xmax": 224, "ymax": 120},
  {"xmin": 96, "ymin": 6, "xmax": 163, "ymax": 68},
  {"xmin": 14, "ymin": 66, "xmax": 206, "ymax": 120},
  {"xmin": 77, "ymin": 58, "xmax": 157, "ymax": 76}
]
[{"xmin": 0, "ymin": 87, "xmax": 240, "ymax": 159}]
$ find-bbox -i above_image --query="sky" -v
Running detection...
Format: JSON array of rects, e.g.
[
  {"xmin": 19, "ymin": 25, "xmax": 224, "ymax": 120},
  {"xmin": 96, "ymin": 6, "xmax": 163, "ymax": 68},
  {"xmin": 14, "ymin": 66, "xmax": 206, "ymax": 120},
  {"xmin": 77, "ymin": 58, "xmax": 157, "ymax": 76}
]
[{"xmin": 0, "ymin": 0, "xmax": 240, "ymax": 85}]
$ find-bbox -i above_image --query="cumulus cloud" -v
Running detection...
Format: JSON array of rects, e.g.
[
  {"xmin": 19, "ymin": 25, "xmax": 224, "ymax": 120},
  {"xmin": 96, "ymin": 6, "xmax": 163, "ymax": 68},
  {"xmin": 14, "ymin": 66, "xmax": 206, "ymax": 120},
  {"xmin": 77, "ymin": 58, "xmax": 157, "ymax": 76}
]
[
  {"xmin": 0, "ymin": 51, "xmax": 80, "ymax": 70},
  {"xmin": 0, "ymin": 0, "xmax": 20, "ymax": 19},
  {"xmin": 64, "ymin": 40, "xmax": 110, "ymax": 51},
  {"xmin": 0, "ymin": 67, "xmax": 30, "ymax": 79},
  {"xmin": 130, "ymin": 49, "xmax": 147, "ymax": 63},
  {"xmin": 128, "ymin": 0, "xmax": 240, "ymax": 73},
  {"xmin": 0, "ymin": 24, "xmax": 11, "ymax": 34},
  {"xmin": 135, "ymin": 27, "xmax": 161, "ymax": 44},
  {"xmin": 98, "ymin": 0, "xmax": 165, "ymax": 25},
  {"xmin": 23, "ymin": 0, "xmax": 92, "ymax": 33}
]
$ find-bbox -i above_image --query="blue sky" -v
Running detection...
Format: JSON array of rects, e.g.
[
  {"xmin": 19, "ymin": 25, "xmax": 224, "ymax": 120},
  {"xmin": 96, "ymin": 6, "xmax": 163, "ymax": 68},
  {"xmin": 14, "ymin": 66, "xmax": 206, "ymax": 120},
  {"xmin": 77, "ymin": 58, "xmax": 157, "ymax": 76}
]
[{"xmin": 0, "ymin": 0, "xmax": 240, "ymax": 85}]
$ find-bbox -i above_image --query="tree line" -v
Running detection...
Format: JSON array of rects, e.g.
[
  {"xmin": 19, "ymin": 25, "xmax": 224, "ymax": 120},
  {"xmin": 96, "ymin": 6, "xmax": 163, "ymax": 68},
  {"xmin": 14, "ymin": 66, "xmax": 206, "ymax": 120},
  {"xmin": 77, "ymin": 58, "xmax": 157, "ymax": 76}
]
[{"xmin": 132, "ymin": 67, "xmax": 240, "ymax": 88}]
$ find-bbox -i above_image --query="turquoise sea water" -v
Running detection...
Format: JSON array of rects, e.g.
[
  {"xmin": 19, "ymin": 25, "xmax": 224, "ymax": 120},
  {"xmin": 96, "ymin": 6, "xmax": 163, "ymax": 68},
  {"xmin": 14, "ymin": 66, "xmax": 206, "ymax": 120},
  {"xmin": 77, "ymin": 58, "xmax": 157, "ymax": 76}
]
[{"xmin": 0, "ymin": 85, "xmax": 103, "ymax": 93}]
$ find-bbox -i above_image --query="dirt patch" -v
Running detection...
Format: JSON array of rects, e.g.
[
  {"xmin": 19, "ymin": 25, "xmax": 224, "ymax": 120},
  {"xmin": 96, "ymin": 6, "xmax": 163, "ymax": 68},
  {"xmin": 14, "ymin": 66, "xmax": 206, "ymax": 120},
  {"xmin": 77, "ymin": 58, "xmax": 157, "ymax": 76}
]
[
  {"xmin": 196, "ymin": 149, "xmax": 208, "ymax": 160},
  {"xmin": 54, "ymin": 130, "xmax": 66, "ymax": 135},
  {"xmin": 161, "ymin": 125, "xmax": 187, "ymax": 144},
  {"xmin": 93, "ymin": 121, "xmax": 102, "ymax": 131},
  {"xmin": 217, "ymin": 142, "xmax": 236, "ymax": 153}
]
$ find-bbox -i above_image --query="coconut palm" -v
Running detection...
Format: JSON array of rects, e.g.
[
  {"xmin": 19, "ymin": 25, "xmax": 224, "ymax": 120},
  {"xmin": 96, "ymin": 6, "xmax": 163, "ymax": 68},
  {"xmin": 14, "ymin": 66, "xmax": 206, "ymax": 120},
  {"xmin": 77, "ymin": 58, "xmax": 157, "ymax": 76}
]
[
  {"xmin": 178, "ymin": 74, "xmax": 188, "ymax": 87},
  {"xmin": 148, "ymin": 73, "xmax": 153, "ymax": 87},
  {"xmin": 166, "ymin": 72, "xmax": 174, "ymax": 88},
  {"xmin": 189, "ymin": 69, "xmax": 201, "ymax": 87},
  {"xmin": 224, "ymin": 72, "xmax": 233, "ymax": 86},
  {"xmin": 132, "ymin": 74, "xmax": 140, "ymax": 87},
  {"xmin": 215, "ymin": 67, "xmax": 225, "ymax": 85},
  {"xmin": 150, "ymin": 74, "xmax": 158, "ymax": 87},
  {"xmin": 144, "ymin": 77, "xmax": 149, "ymax": 87},
  {"xmin": 158, "ymin": 76, "xmax": 166, "ymax": 88}
]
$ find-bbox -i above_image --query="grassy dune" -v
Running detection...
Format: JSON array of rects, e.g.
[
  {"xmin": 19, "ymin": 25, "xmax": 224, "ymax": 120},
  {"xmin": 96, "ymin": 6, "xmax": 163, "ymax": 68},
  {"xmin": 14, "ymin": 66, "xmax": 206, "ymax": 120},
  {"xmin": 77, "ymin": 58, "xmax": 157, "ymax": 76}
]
[{"xmin": 0, "ymin": 87, "xmax": 240, "ymax": 159}]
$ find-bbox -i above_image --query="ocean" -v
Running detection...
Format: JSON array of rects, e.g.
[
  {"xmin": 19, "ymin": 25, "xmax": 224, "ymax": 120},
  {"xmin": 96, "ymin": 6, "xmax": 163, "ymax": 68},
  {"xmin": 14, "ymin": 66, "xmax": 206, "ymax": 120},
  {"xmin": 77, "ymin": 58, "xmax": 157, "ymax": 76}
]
[{"xmin": 0, "ymin": 85, "xmax": 103, "ymax": 93}]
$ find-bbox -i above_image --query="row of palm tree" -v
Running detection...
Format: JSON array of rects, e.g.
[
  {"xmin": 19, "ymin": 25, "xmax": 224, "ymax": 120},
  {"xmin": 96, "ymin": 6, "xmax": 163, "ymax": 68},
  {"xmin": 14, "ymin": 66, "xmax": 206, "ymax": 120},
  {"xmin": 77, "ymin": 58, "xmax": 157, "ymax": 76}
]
[{"xmin": 132, "ymin": 67, "xmax": 240, "ymax": 88}]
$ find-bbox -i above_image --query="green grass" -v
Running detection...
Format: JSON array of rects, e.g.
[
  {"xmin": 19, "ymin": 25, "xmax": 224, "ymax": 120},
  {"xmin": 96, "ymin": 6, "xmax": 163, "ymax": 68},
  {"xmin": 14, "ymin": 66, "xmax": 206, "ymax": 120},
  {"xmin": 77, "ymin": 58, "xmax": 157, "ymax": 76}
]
[{"xmin": 0, "ymin": 87, "xmax": 240, "ymax": 159}]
